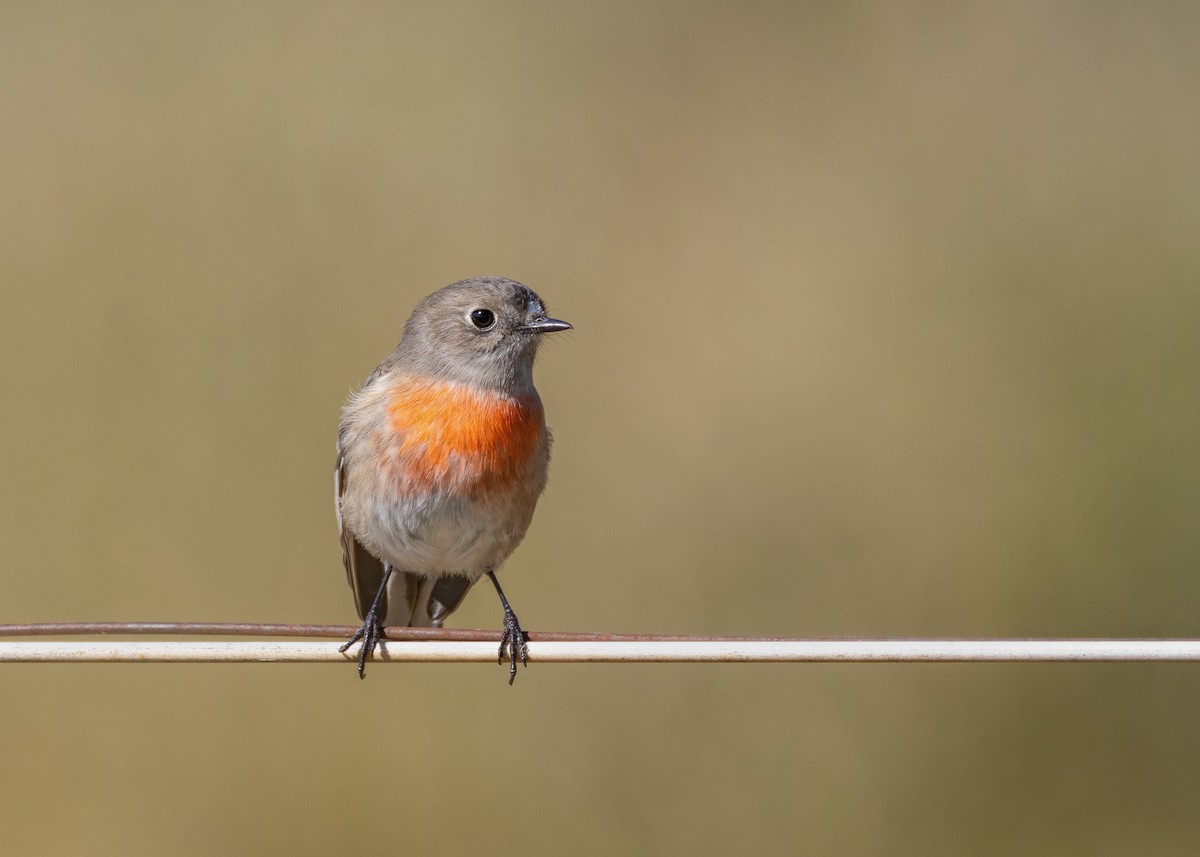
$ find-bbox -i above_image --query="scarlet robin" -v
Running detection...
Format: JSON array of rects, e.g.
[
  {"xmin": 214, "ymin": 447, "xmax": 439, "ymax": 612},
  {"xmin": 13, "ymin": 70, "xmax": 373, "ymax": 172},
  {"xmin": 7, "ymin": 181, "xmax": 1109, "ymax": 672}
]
[{"xmin": 335, "ymin": 277, "xmax": 571, "ymax": 681}]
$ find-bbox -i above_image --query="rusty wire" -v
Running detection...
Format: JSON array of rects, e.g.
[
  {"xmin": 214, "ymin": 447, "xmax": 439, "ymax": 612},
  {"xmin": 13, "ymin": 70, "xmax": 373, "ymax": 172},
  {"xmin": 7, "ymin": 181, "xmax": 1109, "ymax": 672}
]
[{"xmin": 0, "ymin": 621, "xmax": 789, "ymax": 643}]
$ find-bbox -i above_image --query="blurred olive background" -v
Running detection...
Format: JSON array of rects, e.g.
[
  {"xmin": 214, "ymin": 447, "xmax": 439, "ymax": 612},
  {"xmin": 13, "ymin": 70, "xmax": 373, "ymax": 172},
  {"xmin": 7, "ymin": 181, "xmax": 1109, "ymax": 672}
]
[{"xmin": 2, "ymin": 2, "xmax": 1200, "ymax": 854}]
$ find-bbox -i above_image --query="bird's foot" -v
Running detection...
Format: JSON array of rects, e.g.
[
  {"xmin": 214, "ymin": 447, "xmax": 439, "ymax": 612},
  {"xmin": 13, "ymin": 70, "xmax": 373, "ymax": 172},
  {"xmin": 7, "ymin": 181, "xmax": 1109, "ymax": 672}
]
[
  {"xmin": 339, "ymin": 608, "xmax": 386, "ymax": 679},
  {"xmin": 498, "ymin": 604, "xmax": 529, "ymax": 685}
]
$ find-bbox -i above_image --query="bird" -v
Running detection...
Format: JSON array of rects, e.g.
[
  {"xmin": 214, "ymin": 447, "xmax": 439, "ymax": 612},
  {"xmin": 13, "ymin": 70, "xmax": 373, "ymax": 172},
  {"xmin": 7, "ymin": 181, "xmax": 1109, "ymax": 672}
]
[{"xmin": 335, "ymin": 277, "xmax": 571, "ymax": 682}]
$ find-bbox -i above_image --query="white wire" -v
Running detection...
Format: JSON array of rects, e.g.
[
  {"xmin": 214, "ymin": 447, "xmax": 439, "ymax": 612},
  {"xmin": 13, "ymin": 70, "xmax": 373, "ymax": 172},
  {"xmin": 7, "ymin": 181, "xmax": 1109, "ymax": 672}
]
[{"xmin": 2, "ymin": 639, "xmax": 1200, "ymax": 663}]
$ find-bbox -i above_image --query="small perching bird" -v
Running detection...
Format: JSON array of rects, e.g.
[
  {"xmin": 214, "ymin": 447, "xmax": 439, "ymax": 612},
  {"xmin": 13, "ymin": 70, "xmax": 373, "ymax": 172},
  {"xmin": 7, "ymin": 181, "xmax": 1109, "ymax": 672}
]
[{"xmin": 335, "ymin": 277, "xmax": 571, "ymax": 682}]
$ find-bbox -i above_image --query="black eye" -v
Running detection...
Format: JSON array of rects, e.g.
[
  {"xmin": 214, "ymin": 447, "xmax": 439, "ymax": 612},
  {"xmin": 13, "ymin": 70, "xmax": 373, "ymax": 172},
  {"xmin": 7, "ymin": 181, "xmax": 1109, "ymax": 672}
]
[{"xmin": 469, "ymin": 308, "xmax": 495, "ymax": 329}]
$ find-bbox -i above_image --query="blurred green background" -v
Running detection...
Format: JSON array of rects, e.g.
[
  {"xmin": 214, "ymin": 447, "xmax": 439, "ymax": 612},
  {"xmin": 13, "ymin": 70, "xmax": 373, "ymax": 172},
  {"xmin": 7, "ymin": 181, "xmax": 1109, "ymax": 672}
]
[{"xmin": 2, "ymin": 2, "xmax": 1200, "ymax": 854}]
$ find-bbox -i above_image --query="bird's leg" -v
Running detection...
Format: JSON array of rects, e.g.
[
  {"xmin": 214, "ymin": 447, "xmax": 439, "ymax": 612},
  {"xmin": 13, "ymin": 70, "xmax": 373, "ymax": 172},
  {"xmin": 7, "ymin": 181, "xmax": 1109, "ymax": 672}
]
[
  {"xmin": 486, "ymin": 570, "xmax": 528, "ymax": 685},
  {"xmin": 339, "ymin": 564, "xmax": 394, "ymax": 679}
]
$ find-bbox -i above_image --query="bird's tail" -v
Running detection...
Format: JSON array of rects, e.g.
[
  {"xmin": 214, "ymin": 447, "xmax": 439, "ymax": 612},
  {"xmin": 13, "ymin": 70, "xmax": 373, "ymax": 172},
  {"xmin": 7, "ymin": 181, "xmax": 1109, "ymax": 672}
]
[{"xmin": 395, "ymin": 572, "xmax": 475, "ymax": 627}]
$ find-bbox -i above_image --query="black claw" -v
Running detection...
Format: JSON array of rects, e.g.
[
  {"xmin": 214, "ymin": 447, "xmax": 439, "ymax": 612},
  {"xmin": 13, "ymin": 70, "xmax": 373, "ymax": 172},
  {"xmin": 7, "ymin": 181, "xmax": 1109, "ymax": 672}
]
[
  {"xmin": 339, "ymin": 608, "xmax": 385, "ymax": 679},
  {"xmin": 341, "ymin": 565, "xmax": 393, "ymax": 679},
  {"xmin": 485, "ymin": 570, "xmax": 529, "ymax": 685},
  {"xmin": 498, "ymin": 605, "xmax": 529, "ymax": 685}
]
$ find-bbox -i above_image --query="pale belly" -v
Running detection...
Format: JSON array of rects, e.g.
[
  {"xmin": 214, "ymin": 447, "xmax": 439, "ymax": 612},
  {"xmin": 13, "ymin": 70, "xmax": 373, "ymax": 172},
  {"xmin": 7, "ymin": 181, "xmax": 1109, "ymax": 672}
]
[{"xmin": 362, "ymin": 487, "xmax": 539, "ymax": 579}]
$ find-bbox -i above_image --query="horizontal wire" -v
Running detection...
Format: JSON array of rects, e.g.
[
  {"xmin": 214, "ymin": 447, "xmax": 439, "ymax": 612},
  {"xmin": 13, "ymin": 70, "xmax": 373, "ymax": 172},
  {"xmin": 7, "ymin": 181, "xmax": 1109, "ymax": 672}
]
[
  {"xmin": 3, "ymin": 639, "xmax": 1200, "ymax": 663},
  {"xmin": 0, "ymin": 621, "xmax": 792, "ymax": 642}
]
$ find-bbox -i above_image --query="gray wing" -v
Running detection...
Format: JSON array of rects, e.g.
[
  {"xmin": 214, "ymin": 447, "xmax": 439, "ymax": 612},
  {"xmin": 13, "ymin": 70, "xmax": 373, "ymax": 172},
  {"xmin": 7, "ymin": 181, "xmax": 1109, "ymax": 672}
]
[{"xmin": 335, "ymin": 449, "xmax": 390, "ymax": 622}]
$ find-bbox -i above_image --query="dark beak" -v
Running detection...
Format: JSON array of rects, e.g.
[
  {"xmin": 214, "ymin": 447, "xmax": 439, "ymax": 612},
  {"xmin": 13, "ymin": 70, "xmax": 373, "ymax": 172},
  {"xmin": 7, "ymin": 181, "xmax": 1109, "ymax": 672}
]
[{"xmin": 517, "ymin": 316, "xmax": 573, "ymax": 334}]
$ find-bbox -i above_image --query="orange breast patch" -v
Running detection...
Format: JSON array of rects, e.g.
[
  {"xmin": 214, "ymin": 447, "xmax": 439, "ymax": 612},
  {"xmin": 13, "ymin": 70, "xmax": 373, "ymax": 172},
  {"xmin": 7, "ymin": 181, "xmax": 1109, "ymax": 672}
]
[{"xmin": 383, "ymin": 379, "xmax": 545, "ymax": 496}]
